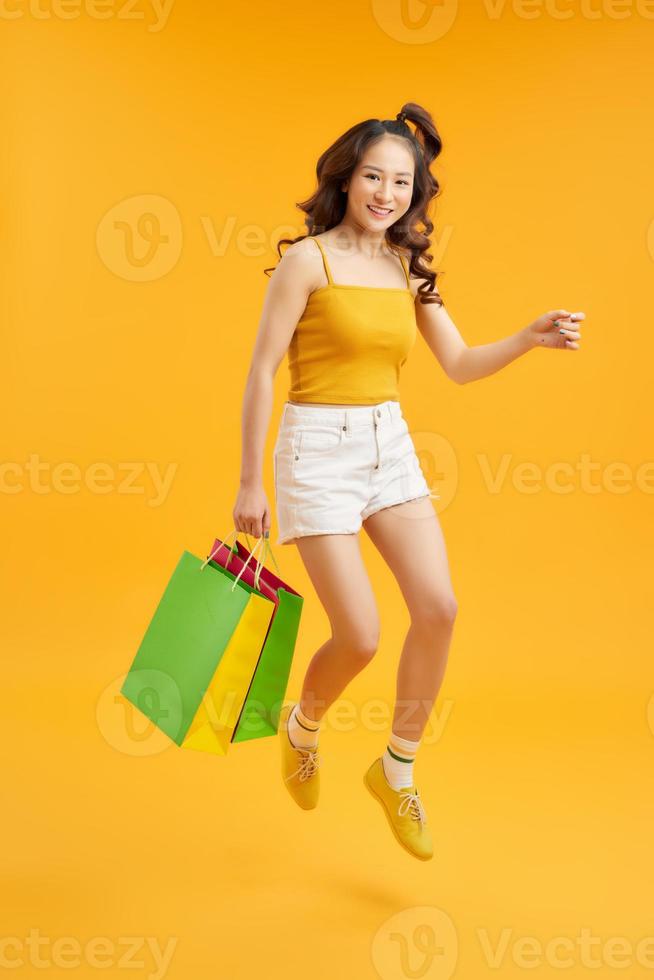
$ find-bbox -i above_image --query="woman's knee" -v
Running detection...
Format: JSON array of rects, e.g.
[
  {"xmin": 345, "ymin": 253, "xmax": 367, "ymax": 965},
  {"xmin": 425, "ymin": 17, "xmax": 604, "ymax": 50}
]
[
  {"xmin": 332, "ymin": 619, "xmax": 381, "ymax": 663},
  {"xmin": 411, "ymin": 592, "xmax": 458, "ymax": 631}
]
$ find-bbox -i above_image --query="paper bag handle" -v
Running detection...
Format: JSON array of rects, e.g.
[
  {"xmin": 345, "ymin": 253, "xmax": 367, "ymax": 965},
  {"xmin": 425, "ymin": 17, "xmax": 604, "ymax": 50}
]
[{"xmin": 200, "ymin": 529, "xmax": 280, "ymax": 592}]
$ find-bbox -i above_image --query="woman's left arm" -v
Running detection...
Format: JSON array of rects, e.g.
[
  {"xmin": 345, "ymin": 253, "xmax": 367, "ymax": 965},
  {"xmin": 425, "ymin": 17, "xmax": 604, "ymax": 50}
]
[{"xmin": 415, "ymin": 297, "xmax": 587, "ymax": 385}]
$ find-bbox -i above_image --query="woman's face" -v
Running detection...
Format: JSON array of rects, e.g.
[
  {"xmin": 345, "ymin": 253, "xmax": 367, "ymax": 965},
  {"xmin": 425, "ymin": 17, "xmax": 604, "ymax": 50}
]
[{"xmin": 342, "ymin": 135, "xmax": 414, "ymax": 232}]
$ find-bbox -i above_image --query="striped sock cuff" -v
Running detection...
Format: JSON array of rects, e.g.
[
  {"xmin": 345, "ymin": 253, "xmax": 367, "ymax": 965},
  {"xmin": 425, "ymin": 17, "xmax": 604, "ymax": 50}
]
[
  {"xmin": 294, "ymin": 703, "xmax": 320, "ymax": 732},
  {"xmin": 387, "ymin": 732, "xmax": 421, "ymax": 763}
]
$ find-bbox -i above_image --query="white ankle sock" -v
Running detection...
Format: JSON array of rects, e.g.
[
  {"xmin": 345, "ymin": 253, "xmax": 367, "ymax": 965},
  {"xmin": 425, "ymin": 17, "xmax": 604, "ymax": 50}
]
[
  {"xmin": 382, "ymin": 732, "xmax": 421, "ymax": 790},
  {"xmin": 287, "ymin": 703, "xmax": 320, "ymax": 750}
]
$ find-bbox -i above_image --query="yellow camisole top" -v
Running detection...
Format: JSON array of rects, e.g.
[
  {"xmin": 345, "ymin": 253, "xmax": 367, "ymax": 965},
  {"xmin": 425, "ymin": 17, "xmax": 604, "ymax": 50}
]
[{"xmin": 287, "ymin": 236, "xmax": 417, "ymax": 405}]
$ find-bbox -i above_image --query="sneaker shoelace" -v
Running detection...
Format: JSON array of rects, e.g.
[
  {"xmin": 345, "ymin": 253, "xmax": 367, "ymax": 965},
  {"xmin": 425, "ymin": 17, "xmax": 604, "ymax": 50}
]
[
  {"xmin": 398, "ymin": 789, "xmax": 427, "ymax": 825},
  {"xmin": 285, "ymin": 746, "xmax": 321, "ymax": 783}
]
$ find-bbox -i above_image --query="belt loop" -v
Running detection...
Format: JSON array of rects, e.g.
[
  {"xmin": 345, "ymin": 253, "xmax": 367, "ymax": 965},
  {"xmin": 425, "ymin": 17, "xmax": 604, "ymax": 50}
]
[{"xmin": 342, "ymin": 409, "xmax": 349, "ymax": 434}]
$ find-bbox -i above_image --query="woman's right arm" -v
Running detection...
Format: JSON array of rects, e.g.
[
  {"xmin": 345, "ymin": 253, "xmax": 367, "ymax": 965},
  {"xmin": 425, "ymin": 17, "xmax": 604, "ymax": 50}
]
[{"xmin": 232, "ymin": 241, "xmax": 316, "ymax": 539}]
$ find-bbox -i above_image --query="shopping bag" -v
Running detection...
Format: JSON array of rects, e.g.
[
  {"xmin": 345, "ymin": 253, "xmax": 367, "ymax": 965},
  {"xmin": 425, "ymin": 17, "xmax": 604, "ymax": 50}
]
[
  {"xmin": 181, "ymin": 537, "xmax": 278, "ymax": 754},
  {"xmin": 120, "ymin": 542, "xmax": 274, "ymax": 754},
  {"xmin": 205, "ymin": 530, "xmax": 303, "ymax": 742}
]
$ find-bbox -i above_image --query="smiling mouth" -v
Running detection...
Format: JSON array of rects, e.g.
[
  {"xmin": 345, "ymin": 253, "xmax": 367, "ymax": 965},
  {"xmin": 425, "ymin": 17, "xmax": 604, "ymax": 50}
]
[{"xmin": 367, "ymin": 205, "xmax": 393, "ymax": 215}]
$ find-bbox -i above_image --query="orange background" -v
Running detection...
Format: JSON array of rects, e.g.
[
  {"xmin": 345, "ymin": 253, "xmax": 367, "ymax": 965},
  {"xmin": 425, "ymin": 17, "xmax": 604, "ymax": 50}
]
[{"xmin": 2, "ymin": 1, "xmax": 653, "ymax": 977}]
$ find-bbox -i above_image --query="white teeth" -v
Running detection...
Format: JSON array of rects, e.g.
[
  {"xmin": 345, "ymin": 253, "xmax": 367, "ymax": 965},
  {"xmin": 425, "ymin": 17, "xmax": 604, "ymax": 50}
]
[{"xmin": 368, "ymin": 205, "xmax": 392, "ymax": 215}]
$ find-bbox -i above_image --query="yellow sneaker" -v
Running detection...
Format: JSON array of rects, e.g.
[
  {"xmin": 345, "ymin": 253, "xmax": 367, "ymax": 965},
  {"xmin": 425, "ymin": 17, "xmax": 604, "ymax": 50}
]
[
  {"xmin": 278, "ymin": 702, "xmax": 321, "ymax": 810},
  {"xmin": 364, "ymin": 757, "xmax": 433, "ymax": 861}
]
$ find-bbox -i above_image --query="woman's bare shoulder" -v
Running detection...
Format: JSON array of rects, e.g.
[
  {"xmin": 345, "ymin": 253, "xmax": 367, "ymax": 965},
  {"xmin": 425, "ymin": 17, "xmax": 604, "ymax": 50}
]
[
  {"xmin": 285, "ymin": 235, "xmax": 321, "ymax": 256},
  {"xmin": 271, "ymin": 237, "xmax": 323, "ymax": 297},
  {"xmin": 277, "ymin": 236, "xmax": 321, "ymax": 266}
]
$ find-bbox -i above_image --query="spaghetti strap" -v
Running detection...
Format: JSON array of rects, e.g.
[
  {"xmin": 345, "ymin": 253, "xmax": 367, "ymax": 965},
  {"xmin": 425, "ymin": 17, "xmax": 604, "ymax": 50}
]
[
  {"xmin": 399, "ymin": 252, "xmax": 411, "ymax": 289},
  {"xmin": 308, "ymin": 236, "xmax": 333, "ymax": 285}
]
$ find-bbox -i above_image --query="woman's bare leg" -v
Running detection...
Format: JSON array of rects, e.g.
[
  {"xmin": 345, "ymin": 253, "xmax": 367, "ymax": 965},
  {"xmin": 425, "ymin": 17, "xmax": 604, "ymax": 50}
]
[
  {"xmin": 362, "ymin": 497, "xmax": 457, "ymax": 741},
  {"xmin": 291, "ymin": 532, "xmax": 380, "ymax": 724}
]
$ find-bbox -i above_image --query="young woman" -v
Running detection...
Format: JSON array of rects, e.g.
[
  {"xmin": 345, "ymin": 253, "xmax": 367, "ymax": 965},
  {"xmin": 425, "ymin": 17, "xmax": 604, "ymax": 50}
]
[{"xmin": 232, "ymin": 102, "xmax": 585, "ymax": 861}]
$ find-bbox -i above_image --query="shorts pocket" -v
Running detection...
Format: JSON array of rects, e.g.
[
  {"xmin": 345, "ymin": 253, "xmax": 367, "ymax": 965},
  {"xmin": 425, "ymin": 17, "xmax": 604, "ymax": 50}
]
[{"xmin": 295, "ymin": 425, "xmax": 344, "ymax": 459}]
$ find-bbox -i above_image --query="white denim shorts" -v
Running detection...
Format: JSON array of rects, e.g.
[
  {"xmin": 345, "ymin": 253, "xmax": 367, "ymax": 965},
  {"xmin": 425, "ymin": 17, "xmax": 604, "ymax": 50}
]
[{"xmin": 273, "ymin": 400, "xmax": 434, "ymax": 546}]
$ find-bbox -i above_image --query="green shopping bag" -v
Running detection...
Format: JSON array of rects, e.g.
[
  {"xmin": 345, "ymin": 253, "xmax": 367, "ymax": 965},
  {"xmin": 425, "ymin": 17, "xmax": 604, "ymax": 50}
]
[{"xmin": 120, "ymin": 545, "xmax": 274, "ymax": 750}]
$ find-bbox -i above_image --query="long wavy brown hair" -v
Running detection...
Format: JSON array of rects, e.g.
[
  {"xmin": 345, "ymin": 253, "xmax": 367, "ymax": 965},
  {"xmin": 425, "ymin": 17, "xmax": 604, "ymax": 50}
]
[{"xmin": 264, "ymin": 101, "xmax": 444, "ymax": 305}]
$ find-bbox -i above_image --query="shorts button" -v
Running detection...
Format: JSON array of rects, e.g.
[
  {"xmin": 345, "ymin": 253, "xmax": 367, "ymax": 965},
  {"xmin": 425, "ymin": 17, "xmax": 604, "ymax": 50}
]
[{"xmin": 342, "ymin": 425, "xmax": 346, "ymax": 430}]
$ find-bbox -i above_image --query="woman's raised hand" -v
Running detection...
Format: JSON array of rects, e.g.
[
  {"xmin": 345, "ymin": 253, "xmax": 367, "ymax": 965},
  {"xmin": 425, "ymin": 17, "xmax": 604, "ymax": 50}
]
[{"xmin": 526, "ymin": 310, "xmax": 587, "ymax": 350}]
